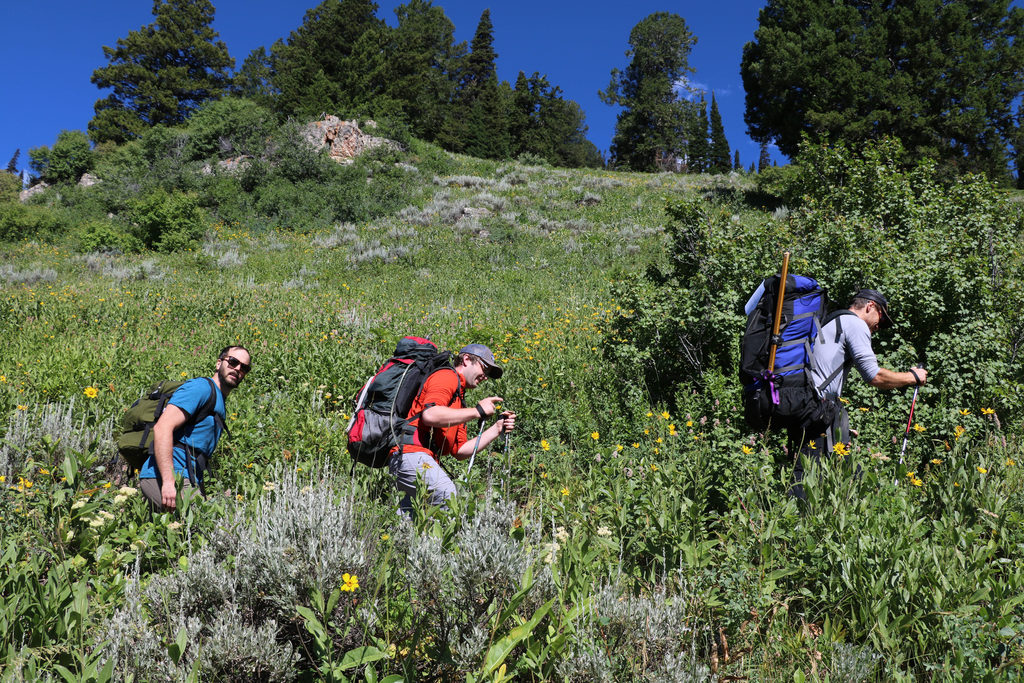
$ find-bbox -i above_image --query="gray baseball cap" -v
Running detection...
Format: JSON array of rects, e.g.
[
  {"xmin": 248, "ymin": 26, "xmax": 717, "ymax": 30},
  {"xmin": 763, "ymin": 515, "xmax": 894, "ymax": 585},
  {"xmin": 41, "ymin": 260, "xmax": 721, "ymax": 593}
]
[
  {"xmin": 853, "ymin": 288, "xmax": 894, "ymax": 328},
  {"xmin": 459, "ymin": 343, "xmax": 503, "ymax": 379}
]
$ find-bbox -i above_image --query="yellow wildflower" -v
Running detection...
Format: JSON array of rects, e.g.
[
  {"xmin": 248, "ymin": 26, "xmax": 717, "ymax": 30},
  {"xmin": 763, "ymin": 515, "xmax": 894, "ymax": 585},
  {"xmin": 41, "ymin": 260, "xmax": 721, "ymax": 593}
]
[
  {"xmin": 981, "ymin": 408, "xmax": 995, "ymax": 415},
  {"xmin": 660, "ymin": 411, "xmax": 670, "ymax": 420},
  {"xmin": 1006, "ymin": 458, "xmax": 1016, "ymax": 467},
  {"xmin": 632, "ymin": 442, "xmax": 639, "ymax": 448},
  {"xmin": 591, "ymin": 431, "xmax": 599, "ymax": 441},
  {"xmin": 560, "ymin": 486, "xmax": 570, "ymax": 496},
  {"xmin": 341, "ymin": 573, "xmax": 359, "ymax": 592},
  {"xmin": 959, "ymin": 409, "xmax": 971, "ymax": 416},
  {"xmin": 808, "ymin": 440, "xmax": 817, "ymax": 450},
  {"xmin": 913, "ymin": 423, "xmax": 925, "ymax": 433},
  {"xmin": 911, "ymin": 477, "xmax": 923, "ymax": 487},
  {"xmin": 977, "ymin": 466, "xmax": 988, "ymax": 474},
  {"xmin": 742, "ymin": 445, "xmax": 753, "ymax": 455},
  {"xmin": 540, "ymin": 439, "xmax": 550, "ymax": 451},
  {"xmin": 833, "ymin": 442, "xmax": 850, "ymax": 457},
  {"xmin": 931, "ymin": 459, "xmax": 943, "ymax": 465},
  {"xmin": 83, "ymin": 386, "xmax": 99, "ymax": 399},
  {"xmin": 954, "ymin": 426, "xmax": 965, "ymax": 439}
]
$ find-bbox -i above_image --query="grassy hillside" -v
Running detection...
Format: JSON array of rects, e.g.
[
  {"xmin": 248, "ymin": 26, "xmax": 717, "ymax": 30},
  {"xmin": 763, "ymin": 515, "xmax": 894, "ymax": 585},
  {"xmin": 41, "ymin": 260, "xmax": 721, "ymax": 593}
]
[{"xmin": 2, "ymin": 136, "xmax": 1023, "ymax": 681}]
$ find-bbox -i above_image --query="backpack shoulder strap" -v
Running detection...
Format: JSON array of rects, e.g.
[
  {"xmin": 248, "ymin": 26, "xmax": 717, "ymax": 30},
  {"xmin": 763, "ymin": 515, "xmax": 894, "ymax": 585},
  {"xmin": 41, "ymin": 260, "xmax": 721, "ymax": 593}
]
[{"xmin": 418, "ymin": 366, "xmax": 462, "ymax": 411}]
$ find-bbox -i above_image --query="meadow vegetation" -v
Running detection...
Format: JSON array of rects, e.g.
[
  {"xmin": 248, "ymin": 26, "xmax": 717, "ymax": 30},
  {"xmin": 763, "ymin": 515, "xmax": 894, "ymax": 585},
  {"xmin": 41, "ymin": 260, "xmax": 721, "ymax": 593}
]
[{"xmin": 1, "ymin": 124, "xmax": 1023, "ymax": 681}]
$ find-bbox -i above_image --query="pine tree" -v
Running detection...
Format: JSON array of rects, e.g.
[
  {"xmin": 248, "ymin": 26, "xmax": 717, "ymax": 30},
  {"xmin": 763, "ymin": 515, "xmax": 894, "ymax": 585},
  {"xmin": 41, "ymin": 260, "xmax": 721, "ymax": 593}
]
[
  {"xmin": 600, "ymin": 12, "xmax": 696, "ymax": 171},
  {"xmin": 733, "ymin": 149, "xmax": 741, "ymax": 171},
  {"xmin": 267, "ymin": 0, "xmax": 385, "ymax": 118},
  {"xmin": 708, "ymin": 93, "xmax": 731, "ymax": 173},
  {"xmin": 378, "ymin": 0, "xmax": 463, "ymax": 140},
  {"xmin": 687, "ymin": 97, "xmax": 709, "ymax": 173},
  {"xmin": 89, "ymin": 0, "xmax": 234, "ymax": 144},
  {"xmin": 440, "ymin": 9, "xmax": 508, "ymax": 158},
  {"xmin": 758, "ymin": 141, "xmax": 770, "ymax": 172},
  {"xmin": 5, "ymin": 150, "xmax": 19, "ymax": 174},
  {"xmin": 742, "ymin": 0, "xmax": 1024, "ymax": 179}
]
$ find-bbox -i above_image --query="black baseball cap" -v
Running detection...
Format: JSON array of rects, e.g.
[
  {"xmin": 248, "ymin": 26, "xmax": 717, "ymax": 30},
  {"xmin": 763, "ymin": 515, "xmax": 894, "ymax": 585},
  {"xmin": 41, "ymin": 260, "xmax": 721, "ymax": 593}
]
[
  {"xmin": 853, "ymin": 288, "xmax": 894, "ymax": 328},
  {"xmin": 458, "ymin": 343, "xmax": 504, "ymax": 379}
]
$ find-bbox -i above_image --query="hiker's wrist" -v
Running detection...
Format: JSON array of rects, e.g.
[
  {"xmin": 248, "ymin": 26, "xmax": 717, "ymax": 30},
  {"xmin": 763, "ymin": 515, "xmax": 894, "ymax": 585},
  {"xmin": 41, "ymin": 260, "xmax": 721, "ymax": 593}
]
[
  {"xmin": 908, "ymin": 368, "xmax": 922, "ymax": 386},
  {"xmin": 476, "ymin": 403, "xmax": 488, "ymax": 419}
]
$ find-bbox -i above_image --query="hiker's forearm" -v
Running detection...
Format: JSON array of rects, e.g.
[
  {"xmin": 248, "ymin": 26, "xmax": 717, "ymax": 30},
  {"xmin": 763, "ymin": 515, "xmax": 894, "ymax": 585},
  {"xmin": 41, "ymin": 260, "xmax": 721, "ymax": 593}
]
[
  {"xmin": 870, "ymin": 367, "xmax": 918, "ymax": 390},
  {"xmin": 453, "ymin": 422, "xmax": 503, "ymax": 459},
  {"xmin": 421, "ymin": 405, "xmax": 478, "ymax": 428},
  {"xmin": 152, "ymin": 423, "xmax": 176, "ymax": 481}
]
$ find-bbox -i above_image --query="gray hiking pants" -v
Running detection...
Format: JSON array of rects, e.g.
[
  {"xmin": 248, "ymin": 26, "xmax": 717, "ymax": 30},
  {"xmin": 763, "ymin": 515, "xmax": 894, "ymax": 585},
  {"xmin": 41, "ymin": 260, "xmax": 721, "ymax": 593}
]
[{"xmin": 388, "ymin": 450, "xmax": 457, "ymax": 513}]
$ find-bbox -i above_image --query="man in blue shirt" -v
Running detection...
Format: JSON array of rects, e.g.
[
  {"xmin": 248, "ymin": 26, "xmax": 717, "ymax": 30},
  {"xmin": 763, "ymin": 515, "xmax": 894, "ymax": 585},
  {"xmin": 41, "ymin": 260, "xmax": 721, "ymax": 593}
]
[{"xmin": 138, "ymin": 345, "xmax": 251, "ymax": 511}]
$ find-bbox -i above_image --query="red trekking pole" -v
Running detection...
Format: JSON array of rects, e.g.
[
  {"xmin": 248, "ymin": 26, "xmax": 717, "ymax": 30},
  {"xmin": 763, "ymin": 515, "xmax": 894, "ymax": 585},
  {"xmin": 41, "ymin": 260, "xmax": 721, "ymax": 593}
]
[{"xmin": 898, "ymin": 364, "xmax": 924, "ymax": 468}]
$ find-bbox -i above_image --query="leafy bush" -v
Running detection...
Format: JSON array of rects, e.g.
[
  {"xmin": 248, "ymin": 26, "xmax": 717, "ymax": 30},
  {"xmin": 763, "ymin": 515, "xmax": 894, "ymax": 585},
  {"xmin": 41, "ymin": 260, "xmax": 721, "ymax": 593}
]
[
  {"xmin": 185, "ymin": 97, "xmax": 277, "ymax": 161},
  {"xmin": 75, "ymin": 219, "xmax": 140, "ymax": 254},
  {"xmin": 0, "ymin": 171, "xmax": 21, "ymax": 202},
  {"xmin": 128, "ymin": 189, "xmax": 208, "ymax": 251},
  {"xmin": 28, "ymin": 130, "xmax": 94, "ymax": 184},
  {"xmin": 0, "ymin": 202, "xmax": 67, "ymax": 241},
  {"xmin": 608, "ymin": 137, "xmax": 1024, "ymax": 436}
]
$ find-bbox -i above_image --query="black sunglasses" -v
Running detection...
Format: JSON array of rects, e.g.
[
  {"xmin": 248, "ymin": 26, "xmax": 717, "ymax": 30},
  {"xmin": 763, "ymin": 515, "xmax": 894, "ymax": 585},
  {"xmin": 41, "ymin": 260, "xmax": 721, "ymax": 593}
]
[{"xmin": 222, "ymin": 355, "xmax": 251, "ymax": 373}]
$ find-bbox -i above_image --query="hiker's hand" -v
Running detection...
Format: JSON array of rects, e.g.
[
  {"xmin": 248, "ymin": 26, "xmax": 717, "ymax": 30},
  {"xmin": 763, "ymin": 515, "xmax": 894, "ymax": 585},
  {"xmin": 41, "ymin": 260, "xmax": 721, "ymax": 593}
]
[
  {"xmin": 910, "ymin": 368, "xmax": 928, "ymax": 386},
  {"xmin": 477, "ymin": 396, "xmax": 504, "ymax": 417},
  {"xmin": 161, "ymin": 480, "xmax": 177, "ymax": 510},
  {"xmin": 498, "ymin": 411, "xmax": 516, "ymax": 433}
]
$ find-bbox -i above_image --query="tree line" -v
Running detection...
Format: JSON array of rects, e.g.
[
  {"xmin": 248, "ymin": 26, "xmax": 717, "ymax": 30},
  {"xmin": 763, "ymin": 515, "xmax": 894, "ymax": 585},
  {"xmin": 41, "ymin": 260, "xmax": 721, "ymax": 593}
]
[
  {"xmin": 17, "ymin": 0, "xmax": 1024, "ymax": 181},
  {"xmin": 84, "ymin": 0, "xmax": 604, "ymax": 169}
]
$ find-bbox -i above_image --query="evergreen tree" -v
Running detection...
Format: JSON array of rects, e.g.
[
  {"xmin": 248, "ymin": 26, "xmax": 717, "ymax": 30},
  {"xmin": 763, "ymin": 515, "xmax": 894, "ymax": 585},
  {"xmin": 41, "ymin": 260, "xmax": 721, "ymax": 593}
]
[
  {"xmin": 741, "ymin": 0, "xmax": 1024, "ymax": 179},
  {"xmin": 600, "ymin": 12, "xmax": 697, "ymax": 171},
  {"xmin": 233, "ymin": 47, "xmax": 278, "ymax": 110},
  {"xmin": 6, "ymin": 150, "xmax": 19, "ymax": 174},
  {"xmin": 758, "ymin": 141, "xmax": 770, "ymax": 172},
  {"xmin": 733, "ymin": 149, "xmax": 741, "ymax": 171},
  {"xmin": 440, "ymin": 9, "xmax": 508, "ymax": 157},
  {"xmin": 748, "ymin": 161, "xmax": 755, "ymax": 173},
  {"xmin": 89, "ymin": 0, "xmax": 234, "ymax": 144},
  {"xmin": 509, "ymin": 71, "xmax": 599, "ymax": 167},
  {"xmin": 464, "ymin": 9, "xmax": 497, "ymax": 90},
  {"xmin": 378, "ymin": 0, "xmax": 463, "ymax": 140},
  {"xmin": 708, "ymin": 93, "xmax": 731, "ymax": 173},
  {"xmin": 687, "ymin": 97, "xmax": 709, "ymax": 173},
  {"xmin": 267, "ymin": 0, "xmax": 385, "ymax": 118}
]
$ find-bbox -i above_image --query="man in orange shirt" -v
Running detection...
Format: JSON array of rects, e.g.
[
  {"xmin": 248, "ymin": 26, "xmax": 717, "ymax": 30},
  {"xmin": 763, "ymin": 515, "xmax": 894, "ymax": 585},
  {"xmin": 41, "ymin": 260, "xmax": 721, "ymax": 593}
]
[{"xmin": 389, "ymin": 344, "xmax": 516, "ymax": 512}]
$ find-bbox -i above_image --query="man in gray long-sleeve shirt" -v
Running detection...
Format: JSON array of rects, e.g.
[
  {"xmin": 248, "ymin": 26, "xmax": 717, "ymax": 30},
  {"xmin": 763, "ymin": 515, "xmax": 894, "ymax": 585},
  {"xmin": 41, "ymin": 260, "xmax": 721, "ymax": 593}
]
[{"xmin": 789, "ymin": 289, "xmax": 929, "ymax": 498}]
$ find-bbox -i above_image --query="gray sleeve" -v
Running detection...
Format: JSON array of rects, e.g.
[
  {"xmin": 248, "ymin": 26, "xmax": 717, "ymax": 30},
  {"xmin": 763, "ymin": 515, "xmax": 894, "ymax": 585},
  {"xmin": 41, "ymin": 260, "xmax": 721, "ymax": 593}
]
[{"xmin": 844, "ymin": 317, "xmax": 879, "ymax": 382}]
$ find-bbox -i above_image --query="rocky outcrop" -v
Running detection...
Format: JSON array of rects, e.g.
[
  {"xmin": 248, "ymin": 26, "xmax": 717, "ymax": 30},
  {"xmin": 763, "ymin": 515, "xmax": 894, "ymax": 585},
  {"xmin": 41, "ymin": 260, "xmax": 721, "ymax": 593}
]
[
  {"xmin": 19, "ymin": 182, "xmax": 49, "ymax": 202},
  {"xmin": 78, "ymin": 173, "xmax": 101, "ymax": 187},
  {"xmin": 300, "ymin": 116, "xmax": 398, "ymax": 164},
  {"xmin": 200, "ymin": 155, "xmax": 253, "ymax": 176}
]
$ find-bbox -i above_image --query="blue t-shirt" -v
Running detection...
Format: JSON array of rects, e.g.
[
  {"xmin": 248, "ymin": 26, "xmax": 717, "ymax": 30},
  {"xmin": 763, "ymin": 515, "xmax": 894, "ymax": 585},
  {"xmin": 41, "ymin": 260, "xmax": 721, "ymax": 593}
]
[{"xmin": 138, "ymin": 378, "xmax": 226, "ymax": 482}]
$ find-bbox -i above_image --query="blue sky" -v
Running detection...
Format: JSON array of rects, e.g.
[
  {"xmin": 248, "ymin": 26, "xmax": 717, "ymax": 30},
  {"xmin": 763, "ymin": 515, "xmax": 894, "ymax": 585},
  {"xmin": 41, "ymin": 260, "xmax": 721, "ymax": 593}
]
[{"xmin": 0, "ymin": 0, "xmax": 778, "ymax": 175}]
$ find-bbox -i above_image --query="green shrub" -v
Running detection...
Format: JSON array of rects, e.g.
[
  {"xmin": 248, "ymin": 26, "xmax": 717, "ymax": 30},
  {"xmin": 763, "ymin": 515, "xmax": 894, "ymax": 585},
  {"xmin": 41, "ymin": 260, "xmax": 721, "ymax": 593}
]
[
  {"xmin": 0, "ymin": 172, "xmax": 21, "ymax": 202},
  {"xmin": 608, "ymin": 137, "xmax": 1024, "ymax": 434},
  {"xmin": 28, "ymin": 130, "xmax": 94, "ymax": 184},
  {"xmin": 76, "ymin": 219, "xmax": 141, "ymax": 253},
  {"xmin": 0, "ymin": 202, "xmax": 67, "ymax": 241},
  {"xmin": 185, "ymin": 97, "xmax": 277, "ymax": 161},
  {"xmin": 129, "ymin": 189, "xmax": 208, "ymax": 251}
]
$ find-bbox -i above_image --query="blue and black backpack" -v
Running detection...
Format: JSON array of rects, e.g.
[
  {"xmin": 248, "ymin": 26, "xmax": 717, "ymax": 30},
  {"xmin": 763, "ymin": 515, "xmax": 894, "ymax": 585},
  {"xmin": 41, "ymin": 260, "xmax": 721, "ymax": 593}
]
[{"xmin": 739, "ymin": 274, "xmax": 851, "ymax": 431}]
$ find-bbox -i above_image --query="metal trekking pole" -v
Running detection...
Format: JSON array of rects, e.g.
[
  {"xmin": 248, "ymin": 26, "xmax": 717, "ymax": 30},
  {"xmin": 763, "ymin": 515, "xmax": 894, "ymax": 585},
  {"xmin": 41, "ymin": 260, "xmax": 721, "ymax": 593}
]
[{"xmin": 898, "ymin": 364, "xmax": 924, "ymax": 474}]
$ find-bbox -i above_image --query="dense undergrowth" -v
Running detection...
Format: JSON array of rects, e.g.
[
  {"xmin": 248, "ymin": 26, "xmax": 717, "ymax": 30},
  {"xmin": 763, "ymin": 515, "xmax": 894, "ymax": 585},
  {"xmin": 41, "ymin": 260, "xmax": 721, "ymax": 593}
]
[{"xmin": 1, "ymin": 126, "xmax": 1023, "ymax": 681}]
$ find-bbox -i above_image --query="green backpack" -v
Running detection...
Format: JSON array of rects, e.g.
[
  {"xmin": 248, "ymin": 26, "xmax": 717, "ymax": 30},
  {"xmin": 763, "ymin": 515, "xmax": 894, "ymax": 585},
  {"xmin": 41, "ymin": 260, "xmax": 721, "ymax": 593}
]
[{"xmin": 116, "ymin": 378, "xmax": 219, "ymax": 473}]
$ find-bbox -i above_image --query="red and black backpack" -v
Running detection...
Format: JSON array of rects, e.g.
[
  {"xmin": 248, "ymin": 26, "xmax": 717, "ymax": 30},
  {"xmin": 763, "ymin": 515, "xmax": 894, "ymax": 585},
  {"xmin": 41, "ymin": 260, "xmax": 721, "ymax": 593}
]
[{"xmin": 345, "ymin": 337, "xmax": 453, "ymax": 467}]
